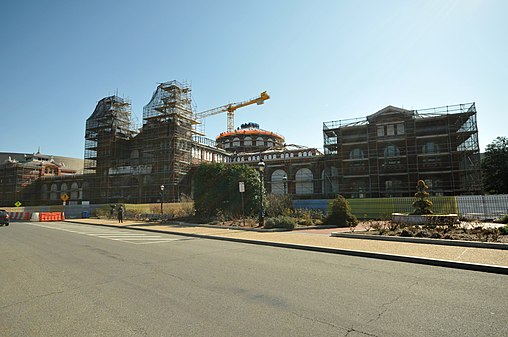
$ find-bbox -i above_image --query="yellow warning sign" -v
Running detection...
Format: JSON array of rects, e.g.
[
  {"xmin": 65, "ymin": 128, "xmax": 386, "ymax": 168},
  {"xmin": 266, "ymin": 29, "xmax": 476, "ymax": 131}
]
[{"xmin": 60, "ymin": 193, "xmax": 69, "ymax": 202}]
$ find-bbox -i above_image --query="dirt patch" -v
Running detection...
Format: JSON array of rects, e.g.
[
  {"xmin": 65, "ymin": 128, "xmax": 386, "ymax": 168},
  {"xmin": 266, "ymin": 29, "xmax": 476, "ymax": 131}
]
[{"xmin": 353, "ymin": 221, "xmax": 508, "ymax": 243}]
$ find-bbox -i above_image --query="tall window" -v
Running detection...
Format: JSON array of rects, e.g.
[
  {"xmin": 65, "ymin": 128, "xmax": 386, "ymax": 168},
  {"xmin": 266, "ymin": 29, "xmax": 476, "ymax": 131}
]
[
  {"xmin": 387, "ymin": 125, "xmax": 395, "ymax": 136},
  {"xmin": 422, "ymin": 142, "xmax": 439, "ymax": 154},
  {"xmin": 349, "ymin": 148, "xmax": 364, "ymax": 159},
  {"xmin": 396, "ymin": 123, "xmax": 405, "ymax": 135},
  {"xmin": 295, "ymin": 168, "xmax": 313, "ymax": 195},
  {"xmin": 271, "ymin": 169, "xmax": 287, "ymax": 195},
  {"xmin": 384, "ymin": 144, "xmax": 400, "ymax": 157},
  {"xmin": 244, "ymin": 137, "xmax": 252, "ymax": 146}
]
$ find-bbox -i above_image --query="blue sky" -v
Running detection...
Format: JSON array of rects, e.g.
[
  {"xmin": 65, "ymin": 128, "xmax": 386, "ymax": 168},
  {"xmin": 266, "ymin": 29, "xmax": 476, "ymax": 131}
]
[{"xmin": 1, "ymin": 0, "xmax": 506, "ymax": 158}]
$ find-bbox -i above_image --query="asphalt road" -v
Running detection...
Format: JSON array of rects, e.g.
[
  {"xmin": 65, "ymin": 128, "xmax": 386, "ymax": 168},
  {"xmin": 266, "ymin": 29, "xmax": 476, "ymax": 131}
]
[{"xmin": 1, "ymin": 222, "xmax": 507, "ymax": 337}]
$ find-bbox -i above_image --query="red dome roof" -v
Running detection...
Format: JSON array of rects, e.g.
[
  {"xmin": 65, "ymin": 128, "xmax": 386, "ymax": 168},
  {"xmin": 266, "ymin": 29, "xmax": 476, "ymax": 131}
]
[{"xmin": 216, "ymin": 129, "xmax": 284, "ymax": 141}]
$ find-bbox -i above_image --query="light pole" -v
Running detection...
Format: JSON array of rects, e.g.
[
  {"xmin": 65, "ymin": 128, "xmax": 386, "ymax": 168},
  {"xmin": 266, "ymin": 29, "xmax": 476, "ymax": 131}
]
[
  {"xmin": 160, "ymin": 184, "xmax": 164, "ymax": 215},
  {"xmin": 282, "ymin": 174, "xmax": 288, "ymax": 195},
  {"xmin": 257, "ymin": 161, "xmax": 265, "ymax": 227}
]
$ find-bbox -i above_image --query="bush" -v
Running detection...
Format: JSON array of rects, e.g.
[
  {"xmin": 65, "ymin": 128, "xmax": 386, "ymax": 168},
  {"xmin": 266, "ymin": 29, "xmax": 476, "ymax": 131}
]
[
  {"xmin": 265, "ymin": 194, "xmax": 293, "ymax": 217},
  {"xmin": 494, "ymin": 214, "xmax": 508, "ymax": 224},
  {"xmin": 324, "ymin": 195, "xmax": 358, "ymax": 227},
  {"xmin": 264, "ymin": 216, "xmax": 296, "ymax": 229},
  {"xmin": 292, "ymin": 208, "xmax": 325, "ymax": 226},
  {"xmin": 499, "ymin": 225, "xmax": 508, "ymax": 235},
  {"xmin": 94, "ymin": 205, "xmax": 112, "ymax": 218}
]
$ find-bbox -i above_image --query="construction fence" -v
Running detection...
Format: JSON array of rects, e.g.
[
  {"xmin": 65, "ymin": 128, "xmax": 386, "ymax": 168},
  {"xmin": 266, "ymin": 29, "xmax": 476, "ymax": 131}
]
[{"xmin": 293, "ymin": 195, "xmax": 508, "ymax": 221}]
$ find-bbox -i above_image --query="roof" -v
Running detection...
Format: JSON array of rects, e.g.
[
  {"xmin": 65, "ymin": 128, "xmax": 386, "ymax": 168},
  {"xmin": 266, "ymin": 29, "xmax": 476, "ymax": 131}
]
[
  {"xmin": 216, "ymin": 129, "xmax": 284, "ymax": 141},
  {"xmin": 366, "ymin": 105, "xmax": 414, "ymax": 122}
]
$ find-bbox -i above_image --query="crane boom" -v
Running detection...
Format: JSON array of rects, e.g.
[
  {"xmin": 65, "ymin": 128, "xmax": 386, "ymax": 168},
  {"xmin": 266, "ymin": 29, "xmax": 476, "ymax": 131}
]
[{"xmin": 196, "ymin": 91, "xmax": 270, "ymax": 132}]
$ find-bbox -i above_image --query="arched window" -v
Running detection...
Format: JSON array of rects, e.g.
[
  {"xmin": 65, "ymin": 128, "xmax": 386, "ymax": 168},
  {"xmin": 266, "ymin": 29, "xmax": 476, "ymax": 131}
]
[
  {"xmin": 384, "ymin": 144, "xmax": 400, "ymax": 157},
  {"xmin": 256, "ymin": 137, "xmax": 264, "ymax": 146},
  {"xmin": 130, "ymin": 149, "xmax": 139, "ymax": 159},
  {"xmin": 422, "ymin": 142, "xmax": 440, "ymax": 154},
  {"xmin": 271, "ymin": 169, "xmax": 288, "ymax": 195},
  {"xmin": 244, "ymin": 137, "xmax": 252, "ymax": 146},
  {"xmin": 267, "ymin": 138, "xmax": 274, "ymax": 147},
  {"xmin": 41, "ymin": 184, "xmax": 48, "ymax": 199},
  {"xmin": 233, "ymin": 138, "xmax": 240, "ymax": 147},
  {"xmin": 295, "ymin": 168, "xmax": 313, "ymax": 195},
  {"xmin": 61, "ymin": 183, "xmax": 68, "ymax": 191},
  {"xmin": 71, "ymin": 182, "xmax": 79, "ymax": 200},
  {"xmin": 50, "ymin": 183, "xmax": 58, "ymax": 200},
  {"xmin": 349, "ymin": 148, "xmax": 364, "ymax": 159}
]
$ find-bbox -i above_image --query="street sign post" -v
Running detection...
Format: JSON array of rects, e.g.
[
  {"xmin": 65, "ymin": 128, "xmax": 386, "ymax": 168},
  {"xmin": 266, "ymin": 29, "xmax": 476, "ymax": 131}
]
[
  {"xmin": 14, "ymin": 201, "xmax": 22, "ymax": 207},
  {"xmin": 61, "ymin": 193, "xmax": 69, "ymax": 206},
  {"xmin": 239, "ymin": 182, "xmax": 245, "ymax": 226}
]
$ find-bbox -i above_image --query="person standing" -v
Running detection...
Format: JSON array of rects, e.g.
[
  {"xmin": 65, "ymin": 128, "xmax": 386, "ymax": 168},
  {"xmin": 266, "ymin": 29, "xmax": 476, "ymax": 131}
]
[{"xmin": 117, "ymin": 204, "xmax": 124, "ymax": 223}]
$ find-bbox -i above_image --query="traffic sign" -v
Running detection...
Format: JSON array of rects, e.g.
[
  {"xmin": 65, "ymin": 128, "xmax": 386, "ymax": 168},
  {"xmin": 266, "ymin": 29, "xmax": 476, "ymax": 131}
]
[
  {"xmin": 61, "ymin": 193, "xmax": 69, "ymax": 202},
  {"xmin": 239, "ymin": 182, "xmax": 245, "ymax": 193},
  {"xmin": 14, "ymin": 201, "xmax": 22, "ymax": 207}
]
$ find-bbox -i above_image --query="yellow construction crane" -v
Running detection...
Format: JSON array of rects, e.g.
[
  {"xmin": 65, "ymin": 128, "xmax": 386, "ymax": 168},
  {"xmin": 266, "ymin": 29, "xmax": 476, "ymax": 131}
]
[{"xmin": 196, "ymin": 91, "xmax": 270, "ymax": 132}]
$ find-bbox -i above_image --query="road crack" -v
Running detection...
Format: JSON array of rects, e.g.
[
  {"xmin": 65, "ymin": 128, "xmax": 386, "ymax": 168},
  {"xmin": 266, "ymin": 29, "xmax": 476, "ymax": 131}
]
[
  {"xmin": 0, "ymin": 289, "xmax": 65, "ymax": 310},
  {"xmin": 366, "ymin": 280, "xmax": 420, "ymax": 325}
]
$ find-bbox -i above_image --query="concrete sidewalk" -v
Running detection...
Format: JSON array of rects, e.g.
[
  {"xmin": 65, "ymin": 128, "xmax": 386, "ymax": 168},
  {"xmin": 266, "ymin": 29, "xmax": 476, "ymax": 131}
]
[{"xmin": 64, "ymin": 218, "xmax": 508, "ymax": 274}]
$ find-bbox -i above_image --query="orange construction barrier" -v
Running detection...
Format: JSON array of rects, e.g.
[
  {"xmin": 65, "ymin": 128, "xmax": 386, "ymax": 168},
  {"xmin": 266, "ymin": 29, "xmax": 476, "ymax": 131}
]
[{"xmin": 40, "ymin": 212, "xmax": 62, "ymax": 222}]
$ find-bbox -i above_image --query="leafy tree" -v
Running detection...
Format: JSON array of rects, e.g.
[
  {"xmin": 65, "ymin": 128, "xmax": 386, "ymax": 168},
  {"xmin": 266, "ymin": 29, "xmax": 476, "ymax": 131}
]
[
  {"xmin": 482, "ymin": 136, "xmax": 508, "ymax": 194},
  {"xmin": 324, "ymin": 194, "xmax": 358, "ymax": 227},
  {"xmin": 193, "ymin": 163, "xmax": 263, "ymax": 218}
]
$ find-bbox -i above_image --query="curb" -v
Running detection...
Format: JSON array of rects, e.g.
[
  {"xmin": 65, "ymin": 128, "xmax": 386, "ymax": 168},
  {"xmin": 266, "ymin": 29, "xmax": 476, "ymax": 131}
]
[
  {"xmin": 162, "ymin": 221, "xmax": 338, "ymax": 232},
  {"xmin": 163, "ymin": 221, "xmax": 292, "ymax": 232},
  {"xmin": 64, "ymin": 220, "xmax": 508, "ymax": 275},
  {"xmin": 331, "ymin": 232, "xmax": 508, "ymax": 250}
]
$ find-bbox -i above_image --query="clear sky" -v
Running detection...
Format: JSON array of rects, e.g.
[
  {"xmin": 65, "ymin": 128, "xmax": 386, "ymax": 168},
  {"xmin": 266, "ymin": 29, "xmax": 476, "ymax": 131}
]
[{"xmin": 1, "ymin": 0, "xmax": 506, "ymax": 159}]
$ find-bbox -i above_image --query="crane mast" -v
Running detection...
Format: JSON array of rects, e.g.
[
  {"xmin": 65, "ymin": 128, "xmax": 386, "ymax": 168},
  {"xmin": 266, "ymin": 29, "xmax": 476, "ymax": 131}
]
[{"xmin": 196, "ymin": 91, "xmax": 270, "ymax": 132}]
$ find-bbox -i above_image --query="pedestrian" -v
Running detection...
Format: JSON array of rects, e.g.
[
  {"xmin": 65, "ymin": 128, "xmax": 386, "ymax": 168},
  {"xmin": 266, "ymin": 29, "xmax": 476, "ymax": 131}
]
[{"xmin": 117, "ymin": 204, "xmax": 124, "ymax": 223}]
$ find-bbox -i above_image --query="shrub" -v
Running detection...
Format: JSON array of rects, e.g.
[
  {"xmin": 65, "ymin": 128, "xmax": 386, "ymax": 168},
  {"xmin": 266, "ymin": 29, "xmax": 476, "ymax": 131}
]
[
  {"xmin": 324, "ymin": 195, "xmax": 358, "ymax": 227},
  {"xmin": 499, "ymin": 225, "xmax": 508, "ymax": 235},
  {"xmin": 264, "ymin": 216, "xmax": 296, "ymax": 229},
  {"xmin": 94, "ymin": 205, "xmax": 111, "ymax": 218},
  {"xmin": 411, "ymin": 180, "xmax": 433, "ymax": 215},
  {"xmin": 494, "ymin": 214, "xmax": 508, "ymax": 224},
  {"xmin": 265, "ymin": 194, "xmax": 293, "ymax": 217}
]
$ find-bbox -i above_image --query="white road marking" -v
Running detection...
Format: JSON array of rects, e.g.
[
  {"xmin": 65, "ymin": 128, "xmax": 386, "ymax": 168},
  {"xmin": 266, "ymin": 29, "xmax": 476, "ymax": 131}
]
[{"xmin": 24, "ymin": 222, "xmax": 181, "ymax": 244}]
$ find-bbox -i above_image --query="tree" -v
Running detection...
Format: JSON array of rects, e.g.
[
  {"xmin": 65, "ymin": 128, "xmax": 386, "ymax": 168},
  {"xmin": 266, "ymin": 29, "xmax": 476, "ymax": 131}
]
[
  {"xmin": 193, "ymin": 163, "xmax": 262, "ymax": 218},
  {"xmin": 411, "ymin": 180, "xmax": 433, "ymax": 215},
  {"xmin": 324, "ymin": 194, "xmax": 358, "ymax": 227},
  {"xmin": 482, "ymin": 137, "xmax": 508, "ymax": 194}
]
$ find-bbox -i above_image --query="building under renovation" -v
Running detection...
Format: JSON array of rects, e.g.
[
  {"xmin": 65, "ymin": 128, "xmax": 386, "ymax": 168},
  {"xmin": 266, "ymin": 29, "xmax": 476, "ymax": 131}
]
[
  {"xmin": 0, "ymin": 79, "xmax": 482, "ymax": 206},
  {"xmin": 322, "ymin": 103, "xmax": 482, "ymax": 198},
  {"xmin": 0, "ymin": 152, "xmax": 83, "ymax": 206},
  {"xmin": 84, "ymin": 81, "xmax": 228, "ymax": 204}
]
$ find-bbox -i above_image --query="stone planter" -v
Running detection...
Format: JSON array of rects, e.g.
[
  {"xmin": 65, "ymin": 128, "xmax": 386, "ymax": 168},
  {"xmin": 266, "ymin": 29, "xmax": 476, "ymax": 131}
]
[{"xmin": 392, "ymin": 213, "xmax": 459, "ymax": 226}]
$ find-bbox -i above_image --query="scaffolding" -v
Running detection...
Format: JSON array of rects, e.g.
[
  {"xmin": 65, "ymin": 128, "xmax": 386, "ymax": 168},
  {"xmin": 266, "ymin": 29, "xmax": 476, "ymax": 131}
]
[
  {"xmin": 142, "ymin": 81, "xmax": 199, "ymax": 202},
  {"xmin": 322, "ymin": 103, "xmax": 481, "ymax": 198},
  {"xmin": 83, "ymin": 96, "xmax": 135, "ymax": 202}
]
